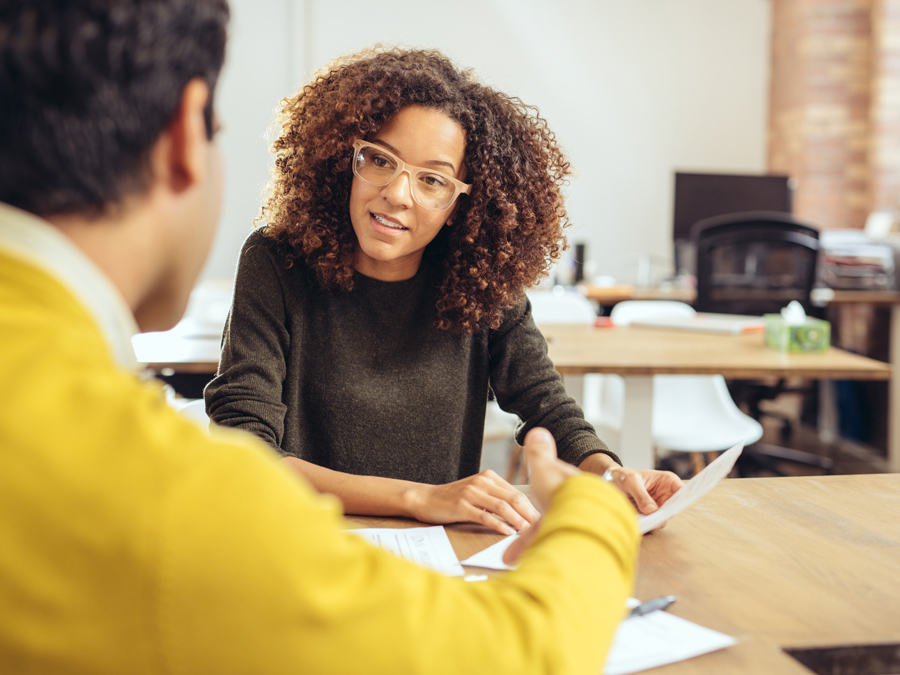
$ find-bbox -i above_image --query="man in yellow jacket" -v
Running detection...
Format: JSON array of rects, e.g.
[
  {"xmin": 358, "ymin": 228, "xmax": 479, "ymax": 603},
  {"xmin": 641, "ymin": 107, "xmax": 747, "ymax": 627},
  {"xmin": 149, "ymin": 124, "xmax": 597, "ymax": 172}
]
[{"xmin": 0, "ymin": 1, "xmax": 640, "ymax": 673}]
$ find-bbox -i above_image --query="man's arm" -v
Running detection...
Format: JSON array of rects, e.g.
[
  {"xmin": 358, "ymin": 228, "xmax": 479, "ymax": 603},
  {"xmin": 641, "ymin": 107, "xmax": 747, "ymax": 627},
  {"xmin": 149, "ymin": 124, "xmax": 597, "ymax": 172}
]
[{"xmin": 157, "ymin": 425, "xmax": 639, "ymax": 675}]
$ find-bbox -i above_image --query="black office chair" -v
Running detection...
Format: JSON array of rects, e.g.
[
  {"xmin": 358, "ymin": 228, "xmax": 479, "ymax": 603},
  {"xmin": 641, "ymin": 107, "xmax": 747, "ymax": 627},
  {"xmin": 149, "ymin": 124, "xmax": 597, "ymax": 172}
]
[{"xmin": 691, "ymin": 211, "xmax": 833, "ymax": 476}]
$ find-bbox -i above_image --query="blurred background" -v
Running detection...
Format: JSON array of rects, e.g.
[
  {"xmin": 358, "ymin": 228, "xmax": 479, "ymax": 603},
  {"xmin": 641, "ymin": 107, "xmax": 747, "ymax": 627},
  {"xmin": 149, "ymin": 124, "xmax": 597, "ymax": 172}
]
[{"xmin": 205, "ymin": 0, "xmax": 772, "ymax": 287}]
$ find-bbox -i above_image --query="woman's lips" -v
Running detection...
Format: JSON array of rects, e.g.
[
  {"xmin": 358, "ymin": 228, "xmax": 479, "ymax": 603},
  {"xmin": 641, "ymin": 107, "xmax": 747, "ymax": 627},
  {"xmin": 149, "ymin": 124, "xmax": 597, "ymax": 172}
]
[{"xmin": 370, "ymin": 212, "xmax": 408, "ymax": 236}]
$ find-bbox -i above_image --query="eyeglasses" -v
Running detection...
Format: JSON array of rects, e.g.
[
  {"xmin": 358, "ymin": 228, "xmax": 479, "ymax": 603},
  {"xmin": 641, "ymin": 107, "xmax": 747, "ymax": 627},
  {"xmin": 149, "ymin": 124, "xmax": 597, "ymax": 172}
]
[{"xmin": 351, "ymin": 140, "xmax": 471, "ymax": 211}]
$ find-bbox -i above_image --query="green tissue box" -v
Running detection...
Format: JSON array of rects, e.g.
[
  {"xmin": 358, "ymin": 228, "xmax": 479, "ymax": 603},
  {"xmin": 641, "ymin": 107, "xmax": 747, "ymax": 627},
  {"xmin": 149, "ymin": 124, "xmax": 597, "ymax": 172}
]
[{"xmin": 764, "ymin": 315, "xmax": 831, "ymax": 352}]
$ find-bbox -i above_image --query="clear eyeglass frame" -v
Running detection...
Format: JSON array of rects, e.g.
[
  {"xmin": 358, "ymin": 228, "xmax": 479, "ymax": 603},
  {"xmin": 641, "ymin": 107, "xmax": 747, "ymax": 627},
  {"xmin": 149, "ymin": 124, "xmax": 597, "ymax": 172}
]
[{"xmin": 351, "ymin": 139, "xmax": 471, "ymax": 211}]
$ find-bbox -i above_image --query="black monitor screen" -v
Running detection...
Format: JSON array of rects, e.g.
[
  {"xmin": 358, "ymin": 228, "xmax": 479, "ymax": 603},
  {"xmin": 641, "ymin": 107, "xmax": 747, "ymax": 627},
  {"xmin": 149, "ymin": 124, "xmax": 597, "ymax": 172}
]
[{"xmin": 673, "ymin": 172, "xmax": 793, "ymax": 241}]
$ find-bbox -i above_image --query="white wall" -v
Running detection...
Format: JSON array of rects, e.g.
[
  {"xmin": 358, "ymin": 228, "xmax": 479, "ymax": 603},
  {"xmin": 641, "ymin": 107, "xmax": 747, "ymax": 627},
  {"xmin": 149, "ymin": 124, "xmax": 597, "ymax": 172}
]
[{"xmin": 203, "ymin": 0, "xmax": 771, "ymax": 286}]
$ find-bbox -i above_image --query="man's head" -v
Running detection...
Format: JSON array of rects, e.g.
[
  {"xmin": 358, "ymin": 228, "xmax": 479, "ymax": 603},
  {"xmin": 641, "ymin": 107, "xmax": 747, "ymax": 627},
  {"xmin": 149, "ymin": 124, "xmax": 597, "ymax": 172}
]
[
  {"xmin": 0, "ymin": 0, "xmax": 230, "ymax": 332},
  {"xmin": 0, "ymin": 0, "xmax": 229, "ymax": 217}
]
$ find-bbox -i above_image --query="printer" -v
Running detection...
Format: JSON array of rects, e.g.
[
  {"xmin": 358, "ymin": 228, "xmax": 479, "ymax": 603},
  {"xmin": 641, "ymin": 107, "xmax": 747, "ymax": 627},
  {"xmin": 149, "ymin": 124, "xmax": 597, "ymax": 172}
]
[{"xmin": 819, "ymin": 229, "xmax": 896, "ymax": 290}]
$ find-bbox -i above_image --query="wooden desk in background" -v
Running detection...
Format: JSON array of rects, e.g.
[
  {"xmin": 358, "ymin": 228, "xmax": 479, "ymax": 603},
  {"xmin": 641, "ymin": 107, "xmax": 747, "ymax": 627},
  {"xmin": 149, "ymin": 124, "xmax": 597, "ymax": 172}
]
[
  {"xmin": 823, "ymin": 290, "xmax": 900, "ymax": 474},
  {"xmin": 538, "ymin": 324, "xmax": 892, "ymax": 471},
  {"xmin": 580, "ymin": 283, "xmax": 696, "ymax": 306},
  {"xmin": 346, "ymin": 473, "xmax": 900, "ymax": 674},
  {"xmin": 132, "ymin": 318, "xmax": 894, "ymax": 470}
]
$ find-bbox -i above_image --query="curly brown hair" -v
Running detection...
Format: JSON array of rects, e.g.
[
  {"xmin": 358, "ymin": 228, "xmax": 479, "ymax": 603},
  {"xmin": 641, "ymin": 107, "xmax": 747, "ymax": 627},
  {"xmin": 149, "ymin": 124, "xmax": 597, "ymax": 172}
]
[{"xmin": 261, "ymin": 46, "xmax": 571, "ymax": 333}]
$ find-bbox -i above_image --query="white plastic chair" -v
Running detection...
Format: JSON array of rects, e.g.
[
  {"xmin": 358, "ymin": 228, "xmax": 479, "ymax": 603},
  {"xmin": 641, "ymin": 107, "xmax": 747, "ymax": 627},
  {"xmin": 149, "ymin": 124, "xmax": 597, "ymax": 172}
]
[
  {"xmin": 526, "ymin": 288, "xmax": 606, "ymax": 419},
  {"xmin": 608, "ymin": 301, "xmax": 763, "ymax": 473},
  {"xmin": 527, "ymin": 288, "xmax": 598, "ymax": 324},
  {"xmin": 174, "ymin": 398, "xmax": 211, "ymax": 432},
  {"xmin": 496, "ymin": 288, "xmax": 619, "ymax": 479}
]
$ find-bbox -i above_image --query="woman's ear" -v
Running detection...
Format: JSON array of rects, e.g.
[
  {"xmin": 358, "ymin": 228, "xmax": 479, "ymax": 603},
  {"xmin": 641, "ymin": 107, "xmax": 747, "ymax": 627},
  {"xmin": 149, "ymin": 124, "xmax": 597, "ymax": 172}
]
[{"xmin": 445, "ymin": 203, "xmax": 461, "ymax": 227}]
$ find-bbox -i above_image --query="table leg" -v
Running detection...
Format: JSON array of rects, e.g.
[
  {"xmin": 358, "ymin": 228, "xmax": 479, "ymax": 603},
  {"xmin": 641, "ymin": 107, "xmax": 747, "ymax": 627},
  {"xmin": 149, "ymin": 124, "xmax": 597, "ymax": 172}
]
[
  {"xmin": 562, "ymin": 374, "xmax": 585, "ymax": 406},
  {"xmin": 890, "ymin": 306, "xmax": 900, "ymax": 472},
  {"xmin": 817, "ymin": 380, "xmax": 837, "ymax": 446},
  {"xmin": 620, "ymin": 375, "xmax": 654, "ymax": 470}
]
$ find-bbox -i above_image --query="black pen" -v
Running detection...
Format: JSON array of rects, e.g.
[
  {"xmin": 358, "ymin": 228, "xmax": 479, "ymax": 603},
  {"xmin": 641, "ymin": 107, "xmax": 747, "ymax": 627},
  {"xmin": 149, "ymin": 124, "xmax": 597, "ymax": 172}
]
[{"xmin": 629, "ymin": 595, "xmax": 678, "ymax": 618}]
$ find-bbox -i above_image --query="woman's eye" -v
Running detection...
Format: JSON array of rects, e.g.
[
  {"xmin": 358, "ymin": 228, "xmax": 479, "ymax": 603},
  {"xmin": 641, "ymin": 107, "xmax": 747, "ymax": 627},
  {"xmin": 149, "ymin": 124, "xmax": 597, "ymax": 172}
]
[
  {"xmin": 420, "ymin": 173, "xmax": 448, "ymax": 188},
  {"xmin": 371, "ymin": 154, "xmax": 395, "ymax": 170}
]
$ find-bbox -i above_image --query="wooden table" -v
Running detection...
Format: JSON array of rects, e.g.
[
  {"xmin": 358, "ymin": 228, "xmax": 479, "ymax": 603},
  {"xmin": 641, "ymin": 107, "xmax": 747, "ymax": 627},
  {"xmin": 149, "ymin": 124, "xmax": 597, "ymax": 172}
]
[
  {"xmin": 132, "ymin": 316, "xmax": 893, "ymax": 470},
  {"xmin": 538, "ymin": 324, "xmax": 892, "ymax": 470},
  {"xmin": 581, "ymin": 283, "xmax": 696, "ymax": 306},
  {"xmin": 579, "ymin": 287, "xmax": 900, "ymax": 472},
  {"xmin": 345, "ymin": 473, "xmax": 900, "ymax": 674},
  {"xmin": 822, "ymin": 290, "xmax": 900, "ymax": 473}
]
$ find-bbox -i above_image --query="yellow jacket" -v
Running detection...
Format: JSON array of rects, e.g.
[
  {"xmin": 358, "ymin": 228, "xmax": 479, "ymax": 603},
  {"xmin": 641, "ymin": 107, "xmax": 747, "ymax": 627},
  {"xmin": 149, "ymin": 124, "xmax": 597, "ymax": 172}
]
[{"xmin": 0, "ymin": 224, "xmax": 638, "ymax": 674}]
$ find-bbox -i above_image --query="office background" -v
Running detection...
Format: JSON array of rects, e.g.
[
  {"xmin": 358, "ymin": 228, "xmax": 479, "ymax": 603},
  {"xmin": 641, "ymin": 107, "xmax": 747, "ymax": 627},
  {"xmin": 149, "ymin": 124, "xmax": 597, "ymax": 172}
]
[{"xmin": 202, "ymin": 0, "xmax": 771, "ymax": 286}]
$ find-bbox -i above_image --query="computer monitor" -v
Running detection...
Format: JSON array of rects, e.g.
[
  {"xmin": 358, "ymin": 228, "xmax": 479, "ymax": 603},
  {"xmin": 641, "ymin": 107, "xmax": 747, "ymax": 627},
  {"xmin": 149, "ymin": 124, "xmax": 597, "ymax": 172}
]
[{"xmin": 673, "ymin": 171, "xmax": 793, "ymax": 275}]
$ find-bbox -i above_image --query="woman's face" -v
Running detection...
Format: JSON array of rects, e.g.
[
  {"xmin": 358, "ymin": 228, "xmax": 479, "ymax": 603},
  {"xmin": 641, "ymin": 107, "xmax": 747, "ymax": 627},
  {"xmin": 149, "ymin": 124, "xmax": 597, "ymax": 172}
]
[{"xmin": 349, "ymin": 105, "xmax": 466, "ymax": 281}]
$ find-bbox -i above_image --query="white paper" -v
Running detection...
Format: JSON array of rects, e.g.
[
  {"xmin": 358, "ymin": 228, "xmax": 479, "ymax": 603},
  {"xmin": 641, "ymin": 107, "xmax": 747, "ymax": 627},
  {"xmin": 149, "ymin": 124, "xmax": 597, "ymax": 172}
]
[
  {"xmin": 604, "ymin": 600, "xmax": 736, "ymax": 675},
  {"xmin": 349, "ymin": 526, "xmax": 465, "ymax": 576},
  {"xmin": 460, "ymin": 534, "xmax": 519, "ymax": 570},
  {"xmin": 638, "ymin": 442, "xmax": 743, "ymax": 534}
]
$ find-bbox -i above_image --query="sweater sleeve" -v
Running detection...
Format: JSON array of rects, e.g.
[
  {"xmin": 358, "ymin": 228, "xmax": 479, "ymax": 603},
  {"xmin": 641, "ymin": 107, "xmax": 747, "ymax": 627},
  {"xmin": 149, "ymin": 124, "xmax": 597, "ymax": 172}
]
[
  {"xmin": 204, "ymin": 230, "xmax": 290, "ymax": 451},
  {"xmin": 158, "ymin": 432, "xmax": 639, "ymax": 675},
  {"xmin": 488, "ymin": 297, "xmax": 622, "ymax": 467}
]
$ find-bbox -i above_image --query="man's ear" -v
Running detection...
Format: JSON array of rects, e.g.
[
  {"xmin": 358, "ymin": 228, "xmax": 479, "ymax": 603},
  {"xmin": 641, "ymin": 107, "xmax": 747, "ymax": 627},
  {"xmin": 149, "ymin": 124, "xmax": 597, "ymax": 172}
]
[{"xmin": 157, "ymin": 78, "xmax": 212, "ymax": 193}]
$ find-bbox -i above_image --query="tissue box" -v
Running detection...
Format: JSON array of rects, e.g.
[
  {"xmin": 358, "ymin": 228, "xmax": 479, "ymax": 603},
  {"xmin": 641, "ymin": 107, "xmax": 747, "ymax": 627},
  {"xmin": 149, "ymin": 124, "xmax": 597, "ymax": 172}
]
[{"xmin": 764, "ymin": 315, "xmax": 831, "ymax": 352}]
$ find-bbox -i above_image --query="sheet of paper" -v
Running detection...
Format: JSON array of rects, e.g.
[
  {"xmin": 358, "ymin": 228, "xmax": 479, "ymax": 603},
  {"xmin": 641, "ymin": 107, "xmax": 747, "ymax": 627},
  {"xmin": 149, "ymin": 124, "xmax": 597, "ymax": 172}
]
[
  {"xmin": 638, "ymin": 442, "xmax": 743, "ymax": 534},
  {"xmin": 460, "ymin": 534, "xmax": 519, "ymax": 570},
  {"xmin": 349, "ymin": 526, "xmax": 465, "ymax": 577},
  {"xmin": 604, "ymin": 600, "xmax": 736, "ymax": 675}
]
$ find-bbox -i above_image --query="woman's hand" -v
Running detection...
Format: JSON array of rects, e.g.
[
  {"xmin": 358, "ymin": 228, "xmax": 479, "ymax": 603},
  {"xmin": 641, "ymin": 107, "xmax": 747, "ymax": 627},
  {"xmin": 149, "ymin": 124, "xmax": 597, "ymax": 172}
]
[
  {"xmin": 578, "ymin": 453, "xmax": 683, "ymax": 529},
  {"xmin": 405, "ymin": 470, "xmax": 541, "ymax": 536},
  {"xmin": 601, "ymin": 466, "xmax": 683, "ymax": 517}
]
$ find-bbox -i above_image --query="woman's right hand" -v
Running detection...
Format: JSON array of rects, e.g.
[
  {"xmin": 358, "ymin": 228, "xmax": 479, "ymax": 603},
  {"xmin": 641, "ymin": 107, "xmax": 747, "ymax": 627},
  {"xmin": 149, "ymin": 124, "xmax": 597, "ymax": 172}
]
[{"xmin": 404, "ymin": 470, "xmax": 541, "ymax": 536}]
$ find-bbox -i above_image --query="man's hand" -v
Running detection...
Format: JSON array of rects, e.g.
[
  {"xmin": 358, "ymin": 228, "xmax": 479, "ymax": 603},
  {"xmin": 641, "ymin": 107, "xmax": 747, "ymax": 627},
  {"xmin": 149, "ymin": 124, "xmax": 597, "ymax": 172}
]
[
  {"xmin": 522, "ymin": 427, "xmax": 579, "ymax": 511},
  {"xmin": 503, "ymin": 427, "xmax": 578, "ymax": 565}
]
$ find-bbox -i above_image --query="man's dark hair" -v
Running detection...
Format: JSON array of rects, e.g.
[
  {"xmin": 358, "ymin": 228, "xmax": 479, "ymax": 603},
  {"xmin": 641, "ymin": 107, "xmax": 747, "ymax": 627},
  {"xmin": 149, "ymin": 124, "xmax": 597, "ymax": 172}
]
[{"xmin": 0, "ymin": 0, "xmax": 229, "ymax": 216}]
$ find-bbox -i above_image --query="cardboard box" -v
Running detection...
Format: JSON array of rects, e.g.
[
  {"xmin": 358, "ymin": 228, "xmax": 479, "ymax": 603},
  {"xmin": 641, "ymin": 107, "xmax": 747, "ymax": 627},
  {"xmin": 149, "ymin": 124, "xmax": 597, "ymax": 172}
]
[{"xmin": 764, "ymin": 315, "xmax": 831, "ymax": 352}]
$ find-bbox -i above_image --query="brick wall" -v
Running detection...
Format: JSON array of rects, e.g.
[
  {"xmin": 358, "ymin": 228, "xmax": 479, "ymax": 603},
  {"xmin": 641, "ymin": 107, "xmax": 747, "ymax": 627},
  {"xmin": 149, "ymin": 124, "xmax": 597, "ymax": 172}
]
[{"xmin": 769, "ymin": 0, "xmax": 900, "ymax": 229}]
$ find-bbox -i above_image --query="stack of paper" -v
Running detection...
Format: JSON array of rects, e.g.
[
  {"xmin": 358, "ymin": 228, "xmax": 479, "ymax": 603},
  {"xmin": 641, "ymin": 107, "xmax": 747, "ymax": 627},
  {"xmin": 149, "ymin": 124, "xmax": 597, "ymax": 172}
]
[
  {"xmin": 604, "ymin": 602, "xmax": 736, "ymax": 675},
  {"xmin": 348, "ymin": 525, "xmax": 465, "ymax": 577},
  {"xmin": 352, "ymin": 446, "xmax": 745, "ymax": 673}
]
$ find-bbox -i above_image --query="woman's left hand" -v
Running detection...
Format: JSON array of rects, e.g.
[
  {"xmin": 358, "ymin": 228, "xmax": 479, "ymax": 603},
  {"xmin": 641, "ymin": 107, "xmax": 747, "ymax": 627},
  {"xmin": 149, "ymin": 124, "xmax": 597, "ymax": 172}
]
[
  {"xmin": 601, "ymin": 466, "xmax": 683, "ymax": 517},
  {"xmin": 578, "ymin": 454, "xmax": 683, "ymax": 529}
]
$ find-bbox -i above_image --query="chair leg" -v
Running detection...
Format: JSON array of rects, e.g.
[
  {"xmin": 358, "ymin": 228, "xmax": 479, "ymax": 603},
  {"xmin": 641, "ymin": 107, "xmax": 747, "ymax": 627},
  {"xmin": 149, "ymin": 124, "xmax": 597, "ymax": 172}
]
[{"xmin": 689, "ymin": 452, "xmax": 706, "ymax": 477}]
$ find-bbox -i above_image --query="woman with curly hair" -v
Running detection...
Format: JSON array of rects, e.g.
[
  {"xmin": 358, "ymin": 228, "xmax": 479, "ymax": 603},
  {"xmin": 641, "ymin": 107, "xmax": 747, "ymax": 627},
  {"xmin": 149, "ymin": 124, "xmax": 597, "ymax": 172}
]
[{"xmin": 205, "ymin": 47, "xmax": 682, "ymax": 534}]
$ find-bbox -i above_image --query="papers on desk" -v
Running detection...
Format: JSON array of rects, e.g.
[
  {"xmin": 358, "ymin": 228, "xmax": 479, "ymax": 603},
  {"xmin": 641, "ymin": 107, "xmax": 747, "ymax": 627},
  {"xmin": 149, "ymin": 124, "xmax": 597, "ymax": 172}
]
[
  {"xmin": 460, "ymin": 535, "xmax": 518, "ymax": 570},
  {"xmin": 638, "ymin": 442, "xmax": 743, "ymax": 533},
  {"xmin": 628, "ymin": 312, "xmax": 765, "ymax": 334},
  {"xmin": 461, "ymin": 442, "xmax": 744, "ymax": 559},
  {"xmin": 351, "ymin": 524, "xmax": 738, "ymax": 674},
  {"xmin": 348, "ymin": 526, "xmax": 465, "ymax": 576},
  {"xmin": 604, "ymin": 599, "xmax": 737, "ymax": 675}
]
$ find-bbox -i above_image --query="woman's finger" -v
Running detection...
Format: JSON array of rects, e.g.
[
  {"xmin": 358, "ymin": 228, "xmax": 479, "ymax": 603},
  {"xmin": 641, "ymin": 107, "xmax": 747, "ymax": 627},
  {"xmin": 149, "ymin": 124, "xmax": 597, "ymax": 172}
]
[
  {"xmin": 481, "ymin": 484, "xmax": 541, "ymax": 524},
  {"xmin": 620, "ymin": 471, "xmax": 658, "ymax": 514},
  {"xmin": 471, "ymin": 493, "xmax": 532, "ymax": 532},
  {"xmin": 461, "ymin": 502, "xmax": 517, "ymax": 536}
]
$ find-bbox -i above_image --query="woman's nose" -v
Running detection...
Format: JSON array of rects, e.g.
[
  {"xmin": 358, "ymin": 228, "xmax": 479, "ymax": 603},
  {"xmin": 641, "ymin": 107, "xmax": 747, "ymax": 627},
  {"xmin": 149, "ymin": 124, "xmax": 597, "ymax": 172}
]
[{"xmin": 380, "ymin": 169, "xmax": 415, "ymax": 208}]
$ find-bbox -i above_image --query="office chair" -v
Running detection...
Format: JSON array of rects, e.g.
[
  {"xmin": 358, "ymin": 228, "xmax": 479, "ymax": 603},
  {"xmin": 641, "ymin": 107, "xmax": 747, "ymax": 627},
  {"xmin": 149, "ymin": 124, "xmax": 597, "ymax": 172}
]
[
  {"xmin": 691, "ymin": 211, "xmax": 833, "ymax": 475},
  {"xmin": 609, "ymin": 301, "xmax": 764, "ymax": 476}
]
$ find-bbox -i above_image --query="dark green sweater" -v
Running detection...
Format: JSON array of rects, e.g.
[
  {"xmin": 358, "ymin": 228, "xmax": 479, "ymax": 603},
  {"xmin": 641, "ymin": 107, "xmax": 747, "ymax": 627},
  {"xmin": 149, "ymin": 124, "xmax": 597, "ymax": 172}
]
[{"xmin": 205, "ymin": 230, "xmax": 618, "ymax": 485}]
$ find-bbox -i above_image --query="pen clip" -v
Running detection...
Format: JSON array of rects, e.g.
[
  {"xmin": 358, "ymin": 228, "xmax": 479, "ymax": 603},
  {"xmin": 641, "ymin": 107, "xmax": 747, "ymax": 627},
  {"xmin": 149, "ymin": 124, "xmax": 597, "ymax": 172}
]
[{"xmin": 628, "ymin": 595, "xmax": 678, "ymax": 618}]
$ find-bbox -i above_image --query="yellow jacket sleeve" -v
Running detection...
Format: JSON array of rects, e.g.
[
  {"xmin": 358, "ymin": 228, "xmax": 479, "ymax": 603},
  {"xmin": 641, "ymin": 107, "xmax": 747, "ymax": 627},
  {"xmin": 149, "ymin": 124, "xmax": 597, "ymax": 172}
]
[
  {"xmin": 158, "ymin": 431, "xmax": 638, "ymax": 675},
  {"xmin": 0, "ymin": 250, "xmax": 639, "ymax": 675}
]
